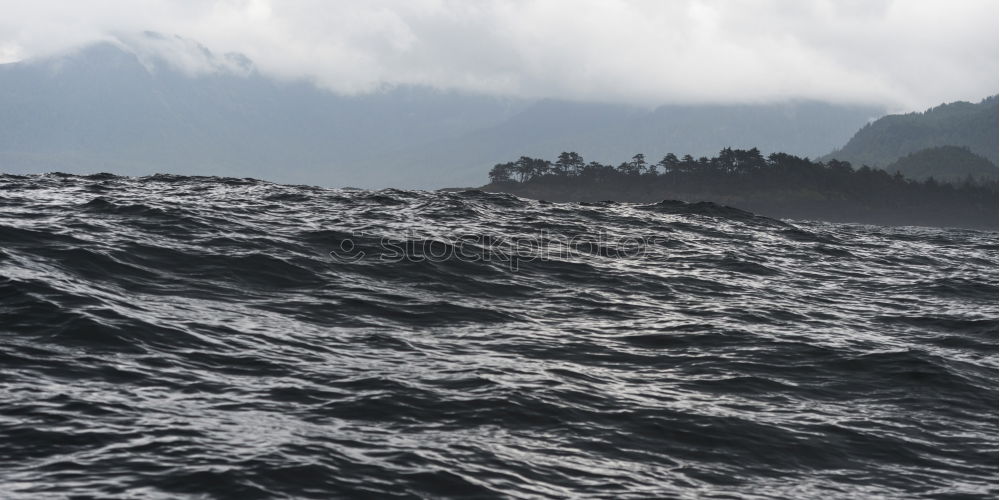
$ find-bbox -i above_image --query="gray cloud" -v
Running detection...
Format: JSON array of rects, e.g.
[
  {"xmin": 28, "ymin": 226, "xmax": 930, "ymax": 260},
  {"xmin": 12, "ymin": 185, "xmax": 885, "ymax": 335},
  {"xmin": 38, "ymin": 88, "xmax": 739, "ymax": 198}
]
[{"xmin": 0, "ymin": 0, "xmax": 996, "ymax": 110}]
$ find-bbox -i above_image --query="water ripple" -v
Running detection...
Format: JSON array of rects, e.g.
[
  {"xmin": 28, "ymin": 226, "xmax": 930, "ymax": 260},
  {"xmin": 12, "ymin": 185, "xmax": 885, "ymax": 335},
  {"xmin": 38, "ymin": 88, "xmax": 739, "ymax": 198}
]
[{"xmin": 0, "ymin": 173, "xmax": 996, "ymax": 498}]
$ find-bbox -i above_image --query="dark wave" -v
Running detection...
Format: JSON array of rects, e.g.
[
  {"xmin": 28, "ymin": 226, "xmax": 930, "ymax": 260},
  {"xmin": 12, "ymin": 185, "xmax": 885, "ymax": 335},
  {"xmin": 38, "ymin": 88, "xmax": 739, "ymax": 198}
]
[{"xmin": 0, "ymin": 173, "xmax": 996, "ymax": 499}]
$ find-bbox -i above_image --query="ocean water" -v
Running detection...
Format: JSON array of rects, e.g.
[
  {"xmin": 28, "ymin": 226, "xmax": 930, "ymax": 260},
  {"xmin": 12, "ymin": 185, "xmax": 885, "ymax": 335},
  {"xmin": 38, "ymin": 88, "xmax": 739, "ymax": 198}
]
[{"xmin": 0, "ymin": 173, "xmax": 996, "ymax": 498}]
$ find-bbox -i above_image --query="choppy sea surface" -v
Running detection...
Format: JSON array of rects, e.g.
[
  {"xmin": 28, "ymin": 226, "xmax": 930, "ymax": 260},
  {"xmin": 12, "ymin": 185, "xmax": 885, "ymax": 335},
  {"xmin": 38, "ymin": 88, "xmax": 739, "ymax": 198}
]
[{"xmin": 0, "ymin": 173, "xmax": 996, "ymax": 499}]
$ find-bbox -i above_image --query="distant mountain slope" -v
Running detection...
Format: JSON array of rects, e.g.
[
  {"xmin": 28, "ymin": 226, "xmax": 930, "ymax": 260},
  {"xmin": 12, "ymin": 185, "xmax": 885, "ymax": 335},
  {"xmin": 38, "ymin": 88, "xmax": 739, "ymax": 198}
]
[
  {"xmin": 0, "ymin": 38, "xmax": 529, "ymax": 188},
  {"xmin": 0, "ymin": 34, "xmax": 883, "ymax": 189},
  {"xmin": 823, "ymin": 96, "xmax": 998, "ymax": 168},
  {"xmin": 884, "ymin": 146, "xmax": 997, "ymax": 184}
]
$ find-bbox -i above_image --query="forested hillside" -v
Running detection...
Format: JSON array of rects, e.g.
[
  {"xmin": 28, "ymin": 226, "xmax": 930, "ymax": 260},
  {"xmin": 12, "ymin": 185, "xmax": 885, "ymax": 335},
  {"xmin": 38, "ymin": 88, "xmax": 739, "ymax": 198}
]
[
  {"xmin": 885, "ymin": 146, "xmax": 996, "ymax": 184},
  {"xmin": 823, "ymin": 96, "xmax": 998, "ymax": 168}
]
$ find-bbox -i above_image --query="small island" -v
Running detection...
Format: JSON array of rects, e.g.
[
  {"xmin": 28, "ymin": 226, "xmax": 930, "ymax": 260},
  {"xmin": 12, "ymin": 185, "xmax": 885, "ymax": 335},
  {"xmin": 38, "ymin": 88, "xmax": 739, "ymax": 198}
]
[{"xmin": 481, "ymin": 149, "xmax": 998, "ymax": 229}]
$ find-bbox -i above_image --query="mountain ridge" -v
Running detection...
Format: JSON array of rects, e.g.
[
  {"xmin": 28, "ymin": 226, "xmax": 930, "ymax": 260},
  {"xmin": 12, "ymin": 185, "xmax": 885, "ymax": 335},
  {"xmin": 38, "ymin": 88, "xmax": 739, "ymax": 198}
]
[{"xmin": 1, "ymin": 35, "xmax": 884, "ymax": 188}]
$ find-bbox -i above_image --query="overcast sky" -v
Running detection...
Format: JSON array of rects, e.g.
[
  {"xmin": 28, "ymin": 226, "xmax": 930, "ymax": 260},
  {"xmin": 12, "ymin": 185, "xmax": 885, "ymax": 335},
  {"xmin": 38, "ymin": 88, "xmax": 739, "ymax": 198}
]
[{"xmin": 0, "ymin": 0, "xmax": 996, "ymax": 111}]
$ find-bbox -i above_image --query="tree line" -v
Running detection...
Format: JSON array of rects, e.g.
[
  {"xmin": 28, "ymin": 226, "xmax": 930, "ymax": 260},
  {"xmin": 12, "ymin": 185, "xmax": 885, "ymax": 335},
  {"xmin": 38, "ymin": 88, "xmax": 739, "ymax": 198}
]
[
  {"xmin": 488, "ymin": 147, "xmax": 997, "ymax": 189},
  {"xmin": 484, "ymin": 147, "xmax": 998, "ymax": 228},
  {"xmin": 490, "ymin": 148, "xmax": 781, "ymax": 182}
]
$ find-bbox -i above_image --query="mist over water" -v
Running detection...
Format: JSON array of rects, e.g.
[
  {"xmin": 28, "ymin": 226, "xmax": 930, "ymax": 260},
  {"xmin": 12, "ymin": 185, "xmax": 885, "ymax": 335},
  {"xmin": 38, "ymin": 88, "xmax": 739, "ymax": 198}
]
[{"xmin": 0, "ymin": 173, "xmax": 996, "ymax": 498}]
